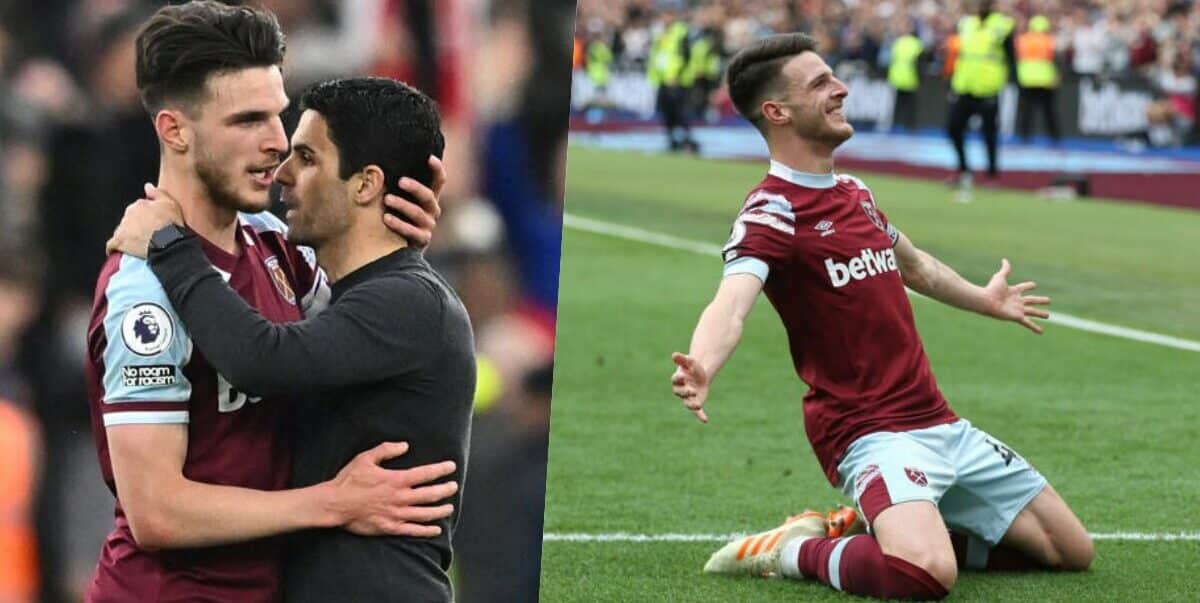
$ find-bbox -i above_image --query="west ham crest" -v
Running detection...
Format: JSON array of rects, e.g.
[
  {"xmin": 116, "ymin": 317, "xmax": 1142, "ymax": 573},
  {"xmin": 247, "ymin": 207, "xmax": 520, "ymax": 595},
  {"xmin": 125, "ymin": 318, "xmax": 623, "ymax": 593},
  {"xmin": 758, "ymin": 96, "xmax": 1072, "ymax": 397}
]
[
  {"xmin": 860, "ymin": 200, "xmax": 886, "ymax": 232},
  {"xmin": 904, "ymin": 467, "xmax": 928, "ymax": 487},
  {"xmin": 264, "ymin": 256, "xmax": 296, "ymax": 305}
]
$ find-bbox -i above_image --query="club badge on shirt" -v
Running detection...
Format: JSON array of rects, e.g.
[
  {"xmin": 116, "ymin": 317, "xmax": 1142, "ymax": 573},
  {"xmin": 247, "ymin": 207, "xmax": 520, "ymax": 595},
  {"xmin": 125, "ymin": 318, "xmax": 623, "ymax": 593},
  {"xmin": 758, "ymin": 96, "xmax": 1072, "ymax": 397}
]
[
  {"xmin": 264, "ymin": 256, "xmax": 296, "ymax": 305},
  {"xmin": 860, "ymin": 200, "xmax": 886, "ymax": 232}
]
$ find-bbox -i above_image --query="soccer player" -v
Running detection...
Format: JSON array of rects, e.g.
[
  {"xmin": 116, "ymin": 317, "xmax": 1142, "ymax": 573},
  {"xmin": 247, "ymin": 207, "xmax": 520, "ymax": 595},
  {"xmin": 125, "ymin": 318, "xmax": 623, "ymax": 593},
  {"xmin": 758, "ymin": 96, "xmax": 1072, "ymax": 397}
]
[
  {"xmin": 670, "ymin": 33, "xmax": 1092, "ymax": 600},
  {"xmin": 85, "ymin": 3, "xmax": 452, "ymax": 601},
  {"xmin": 107, "ymin": 77, "xmax": 474, "ymax": 602}
]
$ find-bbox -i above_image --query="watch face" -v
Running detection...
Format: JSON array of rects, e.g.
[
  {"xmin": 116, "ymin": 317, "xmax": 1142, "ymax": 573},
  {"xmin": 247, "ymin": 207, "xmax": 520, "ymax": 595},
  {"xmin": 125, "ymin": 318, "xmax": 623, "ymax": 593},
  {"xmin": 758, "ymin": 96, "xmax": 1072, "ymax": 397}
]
[{"xmin": 152, "ymin": 225, "xmax": 182, "ymax": 250}]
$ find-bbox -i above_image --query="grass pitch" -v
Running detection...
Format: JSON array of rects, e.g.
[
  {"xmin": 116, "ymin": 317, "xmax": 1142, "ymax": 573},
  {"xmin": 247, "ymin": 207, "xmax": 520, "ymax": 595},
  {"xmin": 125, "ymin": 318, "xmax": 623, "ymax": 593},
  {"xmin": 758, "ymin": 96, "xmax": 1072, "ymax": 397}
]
[{"xmin": 541, "ymin": 147, "xmax": 1199, "ymax": 602}]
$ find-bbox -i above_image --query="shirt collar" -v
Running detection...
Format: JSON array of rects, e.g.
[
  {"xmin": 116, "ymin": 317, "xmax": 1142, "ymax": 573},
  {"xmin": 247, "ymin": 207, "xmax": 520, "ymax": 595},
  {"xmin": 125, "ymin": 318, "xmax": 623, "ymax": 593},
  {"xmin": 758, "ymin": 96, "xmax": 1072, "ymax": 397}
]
[{"xmin": 768, "ymin": 160, "xmax": 837, "ymax": 189}]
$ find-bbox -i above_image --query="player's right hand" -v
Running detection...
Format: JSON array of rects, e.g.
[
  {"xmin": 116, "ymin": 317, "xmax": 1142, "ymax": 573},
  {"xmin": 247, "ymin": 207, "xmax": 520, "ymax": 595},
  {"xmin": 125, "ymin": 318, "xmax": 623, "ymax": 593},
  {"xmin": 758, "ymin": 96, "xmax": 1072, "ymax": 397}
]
[
  {"xmin": 671, "ymin": 352, "xmax": 710, "ymax": 423},
  {"xmin": 328, "ymin": 441, "xmax": 458, "ymax": 538}
]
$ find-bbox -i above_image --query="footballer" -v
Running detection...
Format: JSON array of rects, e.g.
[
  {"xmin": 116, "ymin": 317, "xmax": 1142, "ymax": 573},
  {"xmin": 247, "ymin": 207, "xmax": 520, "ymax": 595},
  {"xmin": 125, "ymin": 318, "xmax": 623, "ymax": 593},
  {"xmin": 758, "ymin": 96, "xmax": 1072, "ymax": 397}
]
[
  {"xmin": 670, "ymin": 33, "xmax": 1092, "ymax": 600},
  {"xmin": 85, "ymin": 3, "xmax": 452, "ymax": 601},
  {"xmin": 108, "ymin": 77, "xmax": 475, "ymax": 603}
]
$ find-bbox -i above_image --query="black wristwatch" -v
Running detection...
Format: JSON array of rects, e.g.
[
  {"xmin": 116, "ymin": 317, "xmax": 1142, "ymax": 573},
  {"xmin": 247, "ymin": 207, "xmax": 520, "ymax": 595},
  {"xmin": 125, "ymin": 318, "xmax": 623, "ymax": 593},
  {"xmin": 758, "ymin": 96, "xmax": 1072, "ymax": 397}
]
[{"xmin": 148, "ymin": 223, "xmax": 192, "ymax": 253}]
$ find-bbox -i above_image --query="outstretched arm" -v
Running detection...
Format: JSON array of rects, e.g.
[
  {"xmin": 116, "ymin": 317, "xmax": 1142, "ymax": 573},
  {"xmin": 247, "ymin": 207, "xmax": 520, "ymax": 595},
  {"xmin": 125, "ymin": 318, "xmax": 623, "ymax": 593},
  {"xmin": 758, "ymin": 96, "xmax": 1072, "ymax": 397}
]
[
  {"xmin": 670, "ymin": 274, "xmax": 764, "ymax": 423},
  {"xmin": 894, "ymin": 231, "xmax": 1049, "ymax": 333}
]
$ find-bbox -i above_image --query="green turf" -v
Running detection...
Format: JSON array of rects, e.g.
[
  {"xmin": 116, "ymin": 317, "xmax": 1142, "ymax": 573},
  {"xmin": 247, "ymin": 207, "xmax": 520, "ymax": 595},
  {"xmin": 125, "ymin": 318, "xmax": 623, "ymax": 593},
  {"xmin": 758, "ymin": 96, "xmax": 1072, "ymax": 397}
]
[{"xmin": 540, "ymin": 147, "xmax": 1200, "ymax": 601}]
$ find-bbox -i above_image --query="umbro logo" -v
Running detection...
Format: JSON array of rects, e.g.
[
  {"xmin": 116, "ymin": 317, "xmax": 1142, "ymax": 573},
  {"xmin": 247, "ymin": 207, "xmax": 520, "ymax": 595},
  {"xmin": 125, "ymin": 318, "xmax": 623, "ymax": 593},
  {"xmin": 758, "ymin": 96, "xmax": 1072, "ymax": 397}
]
[{"xmin": 814, "ymin": 220, "xmax": 836, "ymax": 237}]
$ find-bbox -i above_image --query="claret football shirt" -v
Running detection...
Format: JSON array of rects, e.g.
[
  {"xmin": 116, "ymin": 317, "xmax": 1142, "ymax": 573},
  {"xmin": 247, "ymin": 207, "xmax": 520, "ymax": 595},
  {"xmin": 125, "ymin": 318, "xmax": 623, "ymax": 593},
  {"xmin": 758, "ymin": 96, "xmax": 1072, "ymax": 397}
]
[
  {"xmin": 723, "ymin": 160, "xmax": 957, "ymax": 485},
  {"xmin": 84, "ymin": 211, "xmax": 325, "ymax": 602}
]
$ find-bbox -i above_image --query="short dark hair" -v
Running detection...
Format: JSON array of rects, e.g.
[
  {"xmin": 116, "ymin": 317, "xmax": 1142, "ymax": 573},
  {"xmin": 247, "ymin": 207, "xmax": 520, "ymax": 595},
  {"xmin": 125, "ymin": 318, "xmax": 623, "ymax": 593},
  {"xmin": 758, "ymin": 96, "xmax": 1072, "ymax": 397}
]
[
  {"xmin": 725, "ymin": 33, "xmax": 817, "ymax": 131},
  {"xmin": 135, "ymin": 0, "xmax": 286, "ymax": 114},
  {"xmin": 300, "ymin": 77, "xmax": 445, "ymax": 198}
]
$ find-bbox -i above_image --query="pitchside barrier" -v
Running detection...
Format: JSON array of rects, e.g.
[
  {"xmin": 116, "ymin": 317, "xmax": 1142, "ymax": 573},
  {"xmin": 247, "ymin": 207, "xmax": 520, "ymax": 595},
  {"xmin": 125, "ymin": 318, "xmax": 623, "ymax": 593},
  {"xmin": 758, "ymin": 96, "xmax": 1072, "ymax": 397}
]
[{"xmin": 572, "ymin": 68, "xmax": 1184, "ymax": 142}]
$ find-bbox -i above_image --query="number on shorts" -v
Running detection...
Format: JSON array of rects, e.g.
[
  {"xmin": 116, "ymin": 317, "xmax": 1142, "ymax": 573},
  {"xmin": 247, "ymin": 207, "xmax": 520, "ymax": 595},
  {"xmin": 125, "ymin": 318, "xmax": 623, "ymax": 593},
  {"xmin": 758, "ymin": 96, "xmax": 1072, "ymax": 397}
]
[{"xmin": 986, "ymin": 438, "xmax": 1016, "ymax": 466}]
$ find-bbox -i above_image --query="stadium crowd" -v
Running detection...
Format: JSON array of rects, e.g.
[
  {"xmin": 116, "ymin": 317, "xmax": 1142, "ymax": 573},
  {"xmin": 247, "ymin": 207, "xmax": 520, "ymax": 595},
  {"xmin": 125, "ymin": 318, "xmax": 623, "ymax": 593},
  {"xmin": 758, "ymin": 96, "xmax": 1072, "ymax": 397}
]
[
  {"xmin": 0, "ymin": 1, "xmax": 568, "ymax": 601},
  {"xmin": 574, "ymin": 0, "xmax": 1200, "ymax": 145}
]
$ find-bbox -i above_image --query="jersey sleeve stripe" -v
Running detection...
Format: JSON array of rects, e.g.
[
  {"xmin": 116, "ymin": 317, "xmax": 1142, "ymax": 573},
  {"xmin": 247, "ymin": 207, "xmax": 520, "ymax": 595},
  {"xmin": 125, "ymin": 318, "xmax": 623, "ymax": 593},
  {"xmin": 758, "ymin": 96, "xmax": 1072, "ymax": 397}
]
[
  {"xmin": 746, "ymin": 191, "xmax": 797, "ymax": 223},
  {"xmin": 887, "ymin": 224, "xmax": 901, "ymax": 246},
  {"xmin": 102, "ymin": 410, "xmax": 189, "ymax": 426},
  {"xmin": 741, "ymin": 211, "xmax": 796, "ymax": 235},
  {"xmin": 723, "ymin": 256, "xmax": 770, "ymax": 282}
]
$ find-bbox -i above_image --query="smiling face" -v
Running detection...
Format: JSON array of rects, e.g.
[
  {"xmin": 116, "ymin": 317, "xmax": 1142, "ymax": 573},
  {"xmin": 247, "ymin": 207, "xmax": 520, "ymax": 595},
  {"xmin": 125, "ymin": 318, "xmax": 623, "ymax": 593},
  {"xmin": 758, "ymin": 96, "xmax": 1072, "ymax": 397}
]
[
  {"xmin": 185, "ymin": 66, "xmax": 290, "ymax": 213},
  {"xmin": 765, "ymin": 52, "xmax": 853, "ymax": 147},
  {"xmin": 274, "ymin": 109, "xmax": 355, "ymax": 248}
]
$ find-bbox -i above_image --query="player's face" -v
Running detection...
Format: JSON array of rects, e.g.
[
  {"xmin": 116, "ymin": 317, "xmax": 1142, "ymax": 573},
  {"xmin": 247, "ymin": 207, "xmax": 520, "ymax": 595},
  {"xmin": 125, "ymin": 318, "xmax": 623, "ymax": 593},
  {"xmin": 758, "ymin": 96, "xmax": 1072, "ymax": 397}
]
[
  {"xmin": 187, "ymin": 66, "xmax": 289, "ymax": 213},
  {"xmin": 776, "ymin": 52, "xmax": 853, "ymax": 147},
  {"xmin": 275, "ymin": 110, "xmax": 354, "ymax": 248}
]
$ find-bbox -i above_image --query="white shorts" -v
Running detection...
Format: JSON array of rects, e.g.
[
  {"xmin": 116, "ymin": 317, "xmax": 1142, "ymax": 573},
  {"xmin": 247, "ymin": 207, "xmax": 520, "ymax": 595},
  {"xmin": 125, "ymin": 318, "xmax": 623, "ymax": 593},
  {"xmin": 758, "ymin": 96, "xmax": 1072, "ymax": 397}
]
[{"xmin": 835, "ymin": 419, "xmax": 1046, "ymax": 546}]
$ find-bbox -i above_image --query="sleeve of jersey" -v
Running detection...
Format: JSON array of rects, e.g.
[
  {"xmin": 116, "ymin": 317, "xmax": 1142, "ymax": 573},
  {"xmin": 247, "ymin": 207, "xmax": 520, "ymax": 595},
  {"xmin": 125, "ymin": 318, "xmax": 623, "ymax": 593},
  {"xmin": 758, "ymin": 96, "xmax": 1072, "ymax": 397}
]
[
  {"xmin": 875, "ymin": 206, "xmax": 903, "ymax": 247},
  {"xmin": 721, "ymin": 191, "xmax": 795, "ymax": 283},
  {"xmin": 98, "ymin": 255, "xmax": 193, "ymax": 427}
]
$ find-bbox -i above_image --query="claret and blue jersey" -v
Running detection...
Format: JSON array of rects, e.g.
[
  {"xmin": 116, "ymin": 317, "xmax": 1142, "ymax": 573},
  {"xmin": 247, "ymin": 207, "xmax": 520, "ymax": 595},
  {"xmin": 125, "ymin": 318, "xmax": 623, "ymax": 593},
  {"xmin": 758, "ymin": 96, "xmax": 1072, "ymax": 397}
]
[
  {"xmin": 722, "ymin": 161, "xmax": 957, "ymax": 486},
  {"xmin": 84, "ymin": 211, "xmax": 326, "ymax": 602}
]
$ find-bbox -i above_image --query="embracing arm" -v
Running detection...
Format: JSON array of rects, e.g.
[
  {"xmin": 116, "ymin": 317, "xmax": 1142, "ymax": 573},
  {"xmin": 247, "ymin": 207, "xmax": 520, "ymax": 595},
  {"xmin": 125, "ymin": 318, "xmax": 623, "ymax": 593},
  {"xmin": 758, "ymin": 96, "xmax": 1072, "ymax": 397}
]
[
  {"xmin": 893, "ymin": 230, "xmax": 1049, "ymax": 333},
  {"xmin": 670, "ymin": 273, "xmax": 764, "ymax": 422},
  {"xmin": 108, "ymin": 424, "xmax": 456, "ymax": 549},
  {"xmin": 109, "ymin": 423, "xmax": 340, "ymax": 549},
  {"xmin": 147, "ymin": 237, "xmax": 437, "ymax": 396}
]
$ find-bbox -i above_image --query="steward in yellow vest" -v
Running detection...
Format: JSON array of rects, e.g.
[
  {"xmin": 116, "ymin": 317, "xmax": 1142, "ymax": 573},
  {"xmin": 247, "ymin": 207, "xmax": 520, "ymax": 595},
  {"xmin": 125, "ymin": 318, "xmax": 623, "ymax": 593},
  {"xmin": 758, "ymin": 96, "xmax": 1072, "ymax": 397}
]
[
  {"xmin": 586, "ymin": 37, "xmax": 613, "ymax": 89},
  {"xmin": 888, "ymin": 33, "xmax": 924, "ymax": 93},
  {"xmin": 683, "ymin": 26, "xmax": 722, "ymax": 123},
  {"xmin": 947, "ymin": 0, "xmax": 1015, "ymax": 182},
  {"xmin": 1015, "ymin": 15, "xmax": 1061, "ymax": 142},
  {"xmin": 649, "ymin": 18, "xmax": 697, "ymax": 152},
  {"xmin": 1016, "ymin": 15, "xmax": 1057, "ymax": 89},
  {"xmin": 888, "ymin": 20, "xmax": 925, "ymax": 131},
  {"xmin": 951, "ymin": 9, "xmax": 1015, "ymax": 98}
]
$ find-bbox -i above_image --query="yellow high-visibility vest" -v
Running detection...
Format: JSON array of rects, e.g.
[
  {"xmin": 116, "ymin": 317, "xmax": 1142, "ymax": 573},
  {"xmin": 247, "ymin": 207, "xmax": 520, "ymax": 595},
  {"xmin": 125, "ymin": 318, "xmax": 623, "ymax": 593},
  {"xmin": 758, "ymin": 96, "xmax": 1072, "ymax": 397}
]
[
  {"xmin": 648, "ymin": 22, "xmax": 688, "ymax": 87},
  {"xmin": 586, "ymin": 40, "xmax": 613, "ymax": 87},
  {"xmin": 682, "ymin": 35, "xmax": 718, "ymax": 88},
  {"xmin": 888, "ymin": 34, "xmax": 924, "ymax": 92},
  {"xmin": 952, "ymin": 12, "xmax": 1014, "ymax": 97},
  {"xmin": 1016, "ymin": 30, "xmax": 1057, "ymax": 89}
]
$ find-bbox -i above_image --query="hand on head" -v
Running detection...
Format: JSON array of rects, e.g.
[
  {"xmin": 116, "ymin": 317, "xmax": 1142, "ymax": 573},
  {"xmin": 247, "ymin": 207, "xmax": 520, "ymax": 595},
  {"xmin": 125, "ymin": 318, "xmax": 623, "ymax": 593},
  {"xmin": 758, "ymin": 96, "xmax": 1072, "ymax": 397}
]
[{"xmin": 381, "ymin": 155, "xmax": 446, "ymax": 248}]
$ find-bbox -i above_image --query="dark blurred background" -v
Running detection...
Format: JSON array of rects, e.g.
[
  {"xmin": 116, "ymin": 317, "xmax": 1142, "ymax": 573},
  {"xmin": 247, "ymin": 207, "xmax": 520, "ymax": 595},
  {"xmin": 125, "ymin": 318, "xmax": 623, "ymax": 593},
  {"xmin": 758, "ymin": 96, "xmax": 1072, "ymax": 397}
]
[{"xmin": 0, "ymin": 1, "xmax": 572, "ymax": 601}]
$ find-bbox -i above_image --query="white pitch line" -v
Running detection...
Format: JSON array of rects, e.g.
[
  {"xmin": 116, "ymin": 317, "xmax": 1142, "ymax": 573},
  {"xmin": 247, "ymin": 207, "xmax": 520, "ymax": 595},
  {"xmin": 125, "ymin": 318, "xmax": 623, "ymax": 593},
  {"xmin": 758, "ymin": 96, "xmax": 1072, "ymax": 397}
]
[
  {"xmin": 542, "ymin": 531, "xmax": 1200, "ymax": 543},
  {"xmin": 565, "ymin": 214, "xmax": 723, "ymax": 256},
  {"xmin": 563, "ymin": 213, "xmax": 1200, "ymax": 353}
]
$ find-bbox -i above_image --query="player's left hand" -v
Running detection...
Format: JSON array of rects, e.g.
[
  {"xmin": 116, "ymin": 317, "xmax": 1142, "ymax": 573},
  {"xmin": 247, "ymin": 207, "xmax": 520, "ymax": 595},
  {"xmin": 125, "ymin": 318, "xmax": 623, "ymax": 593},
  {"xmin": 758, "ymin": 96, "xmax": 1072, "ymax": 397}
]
[
  {"xmin": 671, "ymin": 352, "xmax": 711, "ymax": 423},
  {"xmin": 105, "ymin": 183, "xmax": 185, "ymax": 258},
  {"xmin": 984, "ymin": 258, "xmax": 1050, "ymax": 334},
  {"xmin": 382, "ymin": 155, "xmax": 445, "ymax": 248}
]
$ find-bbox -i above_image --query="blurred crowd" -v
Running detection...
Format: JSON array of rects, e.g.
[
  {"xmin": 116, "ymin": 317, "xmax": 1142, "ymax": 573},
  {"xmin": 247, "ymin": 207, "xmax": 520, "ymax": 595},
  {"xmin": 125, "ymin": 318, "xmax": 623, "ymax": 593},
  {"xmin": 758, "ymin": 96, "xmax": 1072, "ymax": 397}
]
[
  {"xmin": 0, "ymin": 0, "xmax": 570, "ymax": 601},
  {"xmin": 574, "ymin": 0, "xmax": 1200, "ymax": 145}
]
